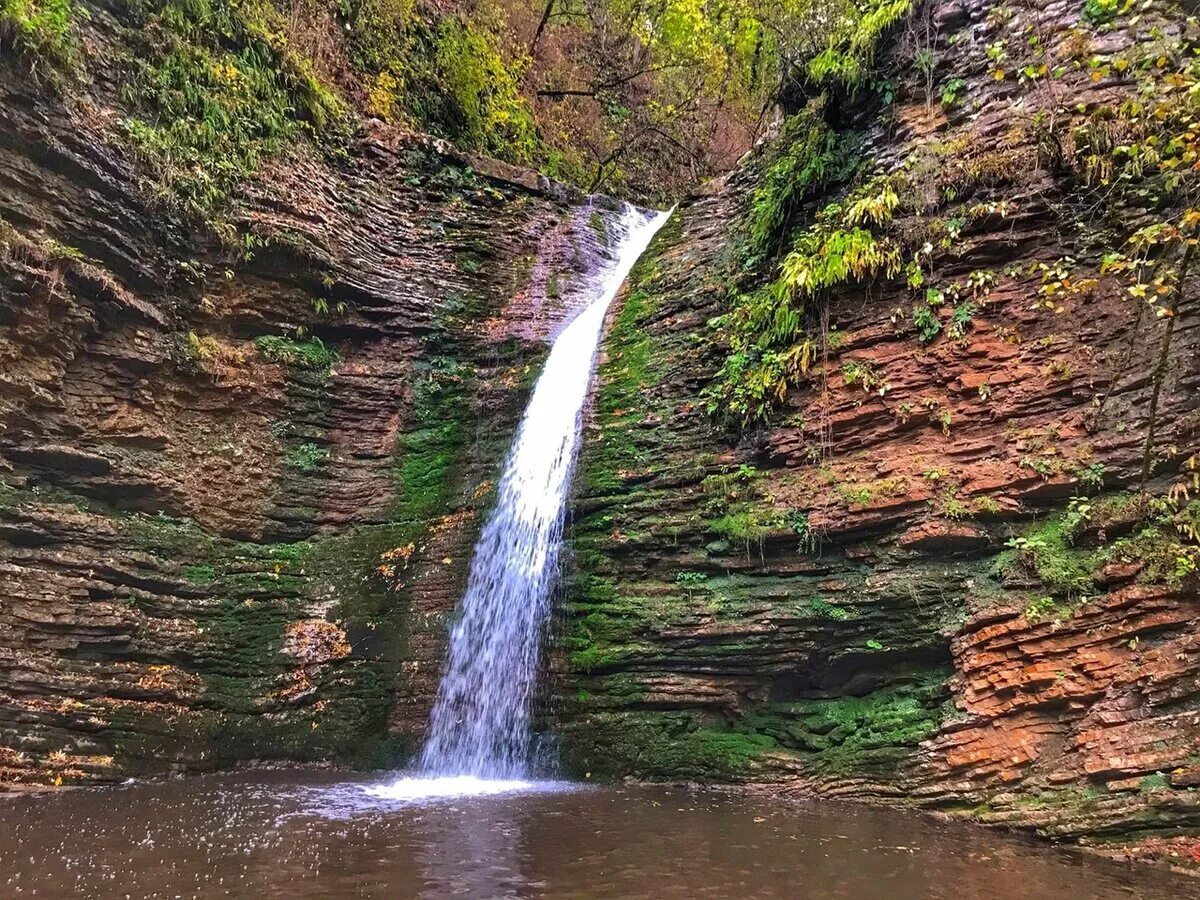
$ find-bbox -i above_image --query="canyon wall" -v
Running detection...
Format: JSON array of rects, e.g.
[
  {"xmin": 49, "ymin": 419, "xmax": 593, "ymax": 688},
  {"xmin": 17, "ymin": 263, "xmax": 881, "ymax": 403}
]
[
  {"xmin": 3, "ymin": 0, "xmax": 1199, "ymax": 871},
  {"xmin": 0, "ymin": 12, "xmax": 620, "ymax": 784},
  {"xmin": 556, "ymin": 0, "xmax": 1200, "ymax": 865}
]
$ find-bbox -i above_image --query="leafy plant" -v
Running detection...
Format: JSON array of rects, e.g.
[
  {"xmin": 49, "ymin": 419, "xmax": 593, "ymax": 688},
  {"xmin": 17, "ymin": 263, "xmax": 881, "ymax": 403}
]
[
  {"xmin": 1024, "ymin": 595, "xmax": 1060, "ymax": 622},
  {"xmin": 912, "ymin": 303, "xmax": 942, "ymax": 342},
  {"xmin": 285, "ymin": 442, "xmax": 329, "ymax": 473},
  {"xmin": 940, "ymin": 77, "xmax": 966, "ymax": 107},
  {"xmin": 0, "ymin": 0, "xmax": 79, "ymax": 70},
  {"xmin": 1082, "ymin": 0, "xmax": 1119, "ymax": 27},
  {"xmin": 842, "ymin": 360, "xmax": 889, "ymax": 394},
  {"xmin": 118, "ymin": 0, "xmax": 350, "ymax": 220},
  {"xmin": 254, "ymin": 335, "xmax": 337, "ymax": 371},
  {"xmin": 949, "ymin": 302, "xmax": 974, "ymax": 339}
]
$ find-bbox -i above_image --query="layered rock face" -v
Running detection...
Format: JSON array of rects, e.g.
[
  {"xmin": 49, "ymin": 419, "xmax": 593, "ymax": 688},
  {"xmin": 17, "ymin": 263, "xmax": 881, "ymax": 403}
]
[
  {"xmin": 556, "ymin": 0, "xmax": 1200, "ymax": 860},
  {"xmin": 0, "ymin": 19, "xmax": 620, "ymax": 785}
]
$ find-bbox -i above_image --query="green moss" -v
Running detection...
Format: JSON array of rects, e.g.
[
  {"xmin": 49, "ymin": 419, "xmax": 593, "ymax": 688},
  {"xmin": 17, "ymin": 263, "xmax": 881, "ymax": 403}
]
[
  {"xmin": 184, "ymin": 563, "xmax": 216, "ymax": 584},
  {"xmin": 1139, "ymin": 773, "xmax": 1170, "ymax": 793},
  {"xmin": 809, "ymin": 596, "xmax": 857, "ymax": 621},
  {"xmin": 588, "ymin": 210, "xmax": 608, "ymax": 244},
  {"xmin": 254, "ymin": 335, "xmax": 338, "ymax": 371},
  {"xmin": 584, "ymin": 286, "xmax": 657, "ymax": 491},
  {"xmin": 0, "ymin": 477, "xmax": 18, "ymax": 511},
  {"xmin": 392, "ymin": 357, "xmax": 471, "ymax": 523},
  {"xmin": 711, "ymin": 506, "xmax": 786, "ymax": 542},
  {"xmin": 753, "ymin": 675, "xmax": 949, "ymax": 773},
  {"xmin": 127, "ymin": 511, "xmax": 219, "ymax": 559},
  {"xmin": 998, "ymin": 513, "xmax": 1095, "ymax": 598},
  {"xmin": 561, "ymin": 712, "xmax": 776, "ymax": 780}
]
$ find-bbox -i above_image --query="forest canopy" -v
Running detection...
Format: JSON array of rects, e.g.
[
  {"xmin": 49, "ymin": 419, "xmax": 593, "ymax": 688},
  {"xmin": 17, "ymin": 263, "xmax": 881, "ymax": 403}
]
[{"xmin": 1, "ymin": 0, "xmax": 907, "ymax": 203}]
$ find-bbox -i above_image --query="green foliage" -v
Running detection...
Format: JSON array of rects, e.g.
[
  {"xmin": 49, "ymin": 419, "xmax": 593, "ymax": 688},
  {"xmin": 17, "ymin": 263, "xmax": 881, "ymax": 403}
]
[
  {"xmin": 346, "ymin": 0, "xmax": 539, "ymax": 165},
  {"xmin": 118, "ymin": 0, "xmax": 350, "ymax": 219},
  {"xmin": 674, "ymin": 571, "xmax": 710, "ymax": 588},
  {"xmin": 1003, "ymin": 516, "xmax": 1095, "ymax": 599},
  {"xmin": 433, "ymin": 18, "xmax": 538, "ymax": 163},
  {"xmin": 0, "ymin": 0, "xmax": 78, "ymax": 70},
  {"xmin": 708, "ymin": 169, "xmax": 911, "ymax": 423},
  {"xmin": 911, "ymin": 302, "xmax": 942, "ymax": 343},
  {"xmin": 743, "ymin": 110, "xmax": 848, "ymax": 260},
  {"xmin": 285, "ymin": 442, "xmax": 329, "ymax": 473},
  {"xmin": 809, "ymin": 596, "xmax": 855, "ymax": 621},
  {"xmin": 940, "ymin": 77, "xmax": 966, "ymax": 107},
  {"xmin": 711, "ymin": 507, "xmax": 785, "ymax": 543},
  {"xmin": 1081, "ymin": 0, "xmax": 1119, "ymax": 27},
  {"xmin": 791, "ymin": 510, "xmax": 818, "ymax": 552},
  {"xmin": 807, "ymin": 0, "xmax": 913, "ymax": 89},
  {"xmin": 1023, "ymin": 595, "xmax": 1061, "ymax": 622},
  {"xmin": 254, "ymin": 335, "xmax": 337, "ymax": 370},
  {"xmin": 841, "ymin": 360, "xmax": 888, "ymax": 394},
  {"xmin": 949, "ymin": 302, "xmax": 974, "ymax": 339}
]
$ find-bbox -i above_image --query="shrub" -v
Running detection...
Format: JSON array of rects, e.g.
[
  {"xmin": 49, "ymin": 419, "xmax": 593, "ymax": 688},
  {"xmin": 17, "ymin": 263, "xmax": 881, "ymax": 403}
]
[
  {"xmin": 118, "ymin": 0, "xmax": 350, "ymax": 219},
  {"xmin": 0, "ymin": 0, "xmax": 78, "ymax": 70}
]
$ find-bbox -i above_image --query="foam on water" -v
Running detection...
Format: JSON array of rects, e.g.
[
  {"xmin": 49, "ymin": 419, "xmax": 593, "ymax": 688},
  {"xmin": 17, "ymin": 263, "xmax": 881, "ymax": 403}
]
[{"xmin": 361, "ymin": 776, "xmax": 538, "ymax": 802}]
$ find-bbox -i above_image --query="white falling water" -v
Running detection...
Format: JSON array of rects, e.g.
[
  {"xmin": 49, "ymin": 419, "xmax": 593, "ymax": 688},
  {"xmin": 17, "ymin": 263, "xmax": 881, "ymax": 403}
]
[{"xmin": 367, "ymin": 204, "xmax": 670, "ymax": 800}]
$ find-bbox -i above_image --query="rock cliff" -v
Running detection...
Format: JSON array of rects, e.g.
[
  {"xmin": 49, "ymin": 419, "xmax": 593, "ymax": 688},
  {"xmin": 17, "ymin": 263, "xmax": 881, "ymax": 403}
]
[
  {"xmin": 3, "ymin": 0, "xmax": 1199, "ymax": 873},
  {"xmin": 555, "ymin": 0, "xmax": 1200, "ymax": 867},
  {"xmin": 0, "ymin": 9, "xmax": 617, "ymax": 784}
]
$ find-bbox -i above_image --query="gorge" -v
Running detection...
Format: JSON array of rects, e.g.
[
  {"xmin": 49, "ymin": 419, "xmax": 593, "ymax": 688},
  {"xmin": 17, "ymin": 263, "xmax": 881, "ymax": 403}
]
[{"xmin": 1, "ymin": 0, "xmax": 1199, "ymax": 892}]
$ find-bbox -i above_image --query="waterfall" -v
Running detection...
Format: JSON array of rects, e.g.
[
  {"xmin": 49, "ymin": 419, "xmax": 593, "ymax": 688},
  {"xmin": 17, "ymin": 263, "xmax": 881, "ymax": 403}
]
[{"xmin": 415, "ymin": 204, "xmax": 671, "ymax": 781}]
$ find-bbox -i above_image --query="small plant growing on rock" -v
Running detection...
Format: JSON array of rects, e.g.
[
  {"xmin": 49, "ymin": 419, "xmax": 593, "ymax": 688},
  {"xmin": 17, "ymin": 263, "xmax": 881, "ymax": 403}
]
[
  {"xmin": 949, "ymin": 302, "xmax": 975, "ymax": 339},
  {"xmin": 1024, "ymin": 595, "xmax": 1060, "ymax": 622},
  {"xmin": 286, "ymin": 442, "xmax": 329, "ymax": 473},
  {"xmin": 1082, "ymin": 0, "xmax": 1119, "ymax": 27},
  {"xmin": 940, "ymin": 77, "xmax": 967, "ymax": 107},
  {"xmin": 791, "ymin": 510, "xmax": 819, "ymax": 553},
  {"xmin": 912, "ymin": 303, "xmax": 942, "ymax": 342},
  {"xmin": 842, "ymin": 360, "xmax": 890, "ymax": 394},
  {"xmin": 674, "ymin": 571, "xmax": 709, "ymax": 595},
  {"xmin": 254, "ymin": 335, "xmax": 337, "ymax": 371},
  {"xmin": 809, "ymin": 597, "xmax": 854, "ymax": 621}
]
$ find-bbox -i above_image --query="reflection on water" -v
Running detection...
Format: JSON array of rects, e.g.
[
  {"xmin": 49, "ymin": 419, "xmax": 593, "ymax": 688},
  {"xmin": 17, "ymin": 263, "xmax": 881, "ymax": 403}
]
[{"xmin": 0, "ymin": 771, "xmax": 1190, "ymax": 899}]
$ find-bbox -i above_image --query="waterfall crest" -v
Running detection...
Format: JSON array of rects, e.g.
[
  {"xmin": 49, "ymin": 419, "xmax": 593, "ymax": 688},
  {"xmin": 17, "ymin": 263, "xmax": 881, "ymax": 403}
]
[{"xmin": 416, "ymin": 205, "xmax": 670, "ymax": 779}]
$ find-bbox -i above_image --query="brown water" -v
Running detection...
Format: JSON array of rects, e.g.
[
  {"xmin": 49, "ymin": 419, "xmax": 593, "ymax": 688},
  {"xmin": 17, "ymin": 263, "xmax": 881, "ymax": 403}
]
[{"xmin": 1, "ymin": 771, "xmax": 1194, "ymax": 899}]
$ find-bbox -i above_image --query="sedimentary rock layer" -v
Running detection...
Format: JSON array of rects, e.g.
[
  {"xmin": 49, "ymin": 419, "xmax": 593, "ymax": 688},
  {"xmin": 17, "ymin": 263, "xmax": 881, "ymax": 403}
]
[{"xmin": 555, "ymin": 0, "xmax": 1200, "ymax": 862}]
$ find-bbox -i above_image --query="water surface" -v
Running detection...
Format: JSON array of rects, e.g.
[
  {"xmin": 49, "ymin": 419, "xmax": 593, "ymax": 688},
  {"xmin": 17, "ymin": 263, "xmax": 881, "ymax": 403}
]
[{"xmin": 1, "ymin": 772, "xmax": 1192, "ymax": 898}]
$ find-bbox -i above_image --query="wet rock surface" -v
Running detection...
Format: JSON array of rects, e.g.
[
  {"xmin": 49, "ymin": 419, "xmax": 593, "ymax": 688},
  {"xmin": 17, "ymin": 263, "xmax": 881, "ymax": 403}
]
[
  {"xmin": 0, "ymin": 25, "xmax": 618, "ymax": 786},
  {"xmin": 554, "ymin": 0, "xmax": 1200, "ymax": 868}
]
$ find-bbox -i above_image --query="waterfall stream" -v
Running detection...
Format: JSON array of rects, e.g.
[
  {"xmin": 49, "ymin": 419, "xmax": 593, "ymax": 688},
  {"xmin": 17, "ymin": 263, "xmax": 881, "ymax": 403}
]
[{"xmin": 370, "ymin": 204, "xmax": 670, "ymax": 797}]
